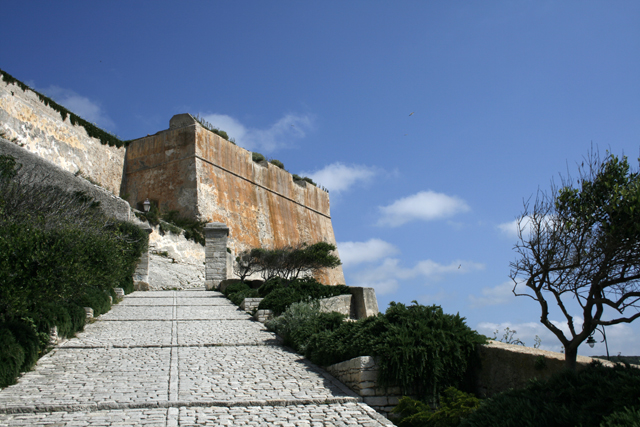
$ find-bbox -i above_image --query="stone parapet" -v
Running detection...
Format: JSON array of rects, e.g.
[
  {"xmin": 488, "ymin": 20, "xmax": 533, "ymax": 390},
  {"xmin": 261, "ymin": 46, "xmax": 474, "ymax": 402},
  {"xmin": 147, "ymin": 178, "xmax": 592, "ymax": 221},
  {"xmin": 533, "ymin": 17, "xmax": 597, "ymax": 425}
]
[
  {"xmin": 241, "ymin": 298, "xmax": 262, "ymax": 313},
  {"xmin": 326, "ymin": 356, "xmax": 408, "ymax": 418},
  {"xmin": 253, "ymin": 309, "xmax": 274, "ymax": 323},
  {"xmin": 318, "ymin": 294, "xmax": 352, "ymax": 317},
  {"xmin": 204, "ymin": 222, "xmax": 229, "ymax": 290}
]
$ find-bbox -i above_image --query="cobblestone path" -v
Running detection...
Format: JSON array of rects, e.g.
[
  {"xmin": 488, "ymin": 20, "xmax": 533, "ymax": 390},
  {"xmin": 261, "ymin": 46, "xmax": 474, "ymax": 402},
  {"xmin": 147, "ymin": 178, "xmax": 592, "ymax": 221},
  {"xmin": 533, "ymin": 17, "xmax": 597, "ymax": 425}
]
[{"xmin": 0, "ymin": 289, "xmax": 393, "ymax": 426}]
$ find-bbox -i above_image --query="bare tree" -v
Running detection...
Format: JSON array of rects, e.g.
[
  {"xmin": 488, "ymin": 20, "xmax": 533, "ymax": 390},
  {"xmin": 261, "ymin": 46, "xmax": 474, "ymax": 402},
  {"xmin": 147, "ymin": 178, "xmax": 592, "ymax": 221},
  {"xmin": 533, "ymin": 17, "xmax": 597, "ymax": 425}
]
[{"xmin": 511, "ymin": 151, "xmax": 640, "ymax": 370}]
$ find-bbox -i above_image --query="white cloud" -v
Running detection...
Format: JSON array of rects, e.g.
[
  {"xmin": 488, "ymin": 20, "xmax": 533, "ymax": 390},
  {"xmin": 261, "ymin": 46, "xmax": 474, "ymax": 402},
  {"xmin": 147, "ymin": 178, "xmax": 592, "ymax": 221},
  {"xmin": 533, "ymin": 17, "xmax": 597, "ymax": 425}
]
[
  {"xmin": 337, "ymin": 239, "xmax": 399, "ymax": 268},
  {"xmin": 300, "ymin": 163, "xmax": 377, "ymax": 193},
  {"xmin": 378, "ymin": 191, "xmax": 470, "ymax": 227},
  {"xmin": 200, "ymin": 112, "xmax": 313, "ymax": 153},
  {"xmin": 497, "ymin": 219, "xmax": 519, "ymax": 238},
  {"xmin": 42, "ymin": 86, "xmax": 115, "ymax": 130},
  {"xmin": 348, "ymin": 257, "xmax": 484, "ymax": 296},
  {"xmin": 469, "ymin": 281, "xmax": 515, "ymax": 308}
]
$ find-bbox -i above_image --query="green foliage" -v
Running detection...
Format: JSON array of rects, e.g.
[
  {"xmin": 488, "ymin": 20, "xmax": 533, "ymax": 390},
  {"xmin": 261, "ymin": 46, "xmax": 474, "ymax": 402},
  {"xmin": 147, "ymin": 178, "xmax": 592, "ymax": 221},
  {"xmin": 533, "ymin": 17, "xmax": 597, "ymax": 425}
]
[
  {"xmin": 252, "ymin": 152, "xmax": 266, "ymax": 163},
  {"xmin": 461, "ymin": 362, "xmax": 640, "ymax": 427},
  {"xmin": 305, "ymin": 302, "xmax": 486, "ymax": 401},
  {"xmin": 257, "ymin": 277, "xmax": 351, "ymax": 315},
  {"xmin": 269, "ymin": 159, "xmax": 285, "ymax": 169},
  {"xmin": 0, "ymin": 327, "xmax": 24, "ymax": 388},
  {"xmin": 235, "ymin": 242, "xmax": 341, "ymax": 282},
  {"xmin": 393, "ymin": 388, "xmax": 481, "ymax": 427},
  {"xmin": 0, "ymin": 68, "xmax": 127, "ymax": 147},
  {"xmin": 266, "ymin": 301, "xmax": 345, "ymax": 353},
  {"xmin": 0, "ymin": 155, "xmax": 148, "ymax": 386},
  {"xmin": 534, "ymin": 355, "xmax": 547, "ymax": 371},
  {"xmin": 491, "ymin": 327, "xmax": 524, "ymax": 346},
  {"xmin": 292, "ymin": 174, "xmax": 317, "ymax": 187},
  {"xmin": 511, "ymin": 150, "xmax": 640, "ymax": 368},
  {"xmin": 600, "ymin": 405, "xmax": 640, "ymax": 427},
  {"xmin": 135, "ymin": 203, "xmax": 206, "ymax": 246}
]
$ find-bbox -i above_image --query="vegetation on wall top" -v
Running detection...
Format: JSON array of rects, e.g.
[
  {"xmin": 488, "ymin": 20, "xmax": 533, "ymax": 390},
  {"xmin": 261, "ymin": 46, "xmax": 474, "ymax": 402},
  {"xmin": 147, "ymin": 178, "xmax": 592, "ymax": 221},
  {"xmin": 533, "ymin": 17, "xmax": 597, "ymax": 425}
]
[
  {"xmin": 193, "ymin": 114, "xmax": 235, "ymax": 144},
  {"xmin": 0, "ymin": 69, "xmax": 128, "ymax": 148}
]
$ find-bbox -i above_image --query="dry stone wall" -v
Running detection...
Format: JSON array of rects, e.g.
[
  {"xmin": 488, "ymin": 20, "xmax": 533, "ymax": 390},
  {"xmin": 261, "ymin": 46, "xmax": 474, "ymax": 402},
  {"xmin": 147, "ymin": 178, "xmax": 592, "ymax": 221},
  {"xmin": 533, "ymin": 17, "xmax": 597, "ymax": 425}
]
[{"xmin": 0, "ymin": 75, "xmax": 125, "ymax": 195}]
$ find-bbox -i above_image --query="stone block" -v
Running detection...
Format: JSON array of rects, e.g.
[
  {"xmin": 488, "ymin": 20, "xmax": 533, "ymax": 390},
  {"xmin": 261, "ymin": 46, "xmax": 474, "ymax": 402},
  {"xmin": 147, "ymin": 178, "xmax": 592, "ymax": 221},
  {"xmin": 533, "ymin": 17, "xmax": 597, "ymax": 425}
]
[
  {"xmin": 114, "ymin": 288, "xmax": 125, "ymax": 300},
  {"xmin": 364, "ymin": 396, "xmax": 388, "ymax": 407},
  {"xmin": 318, "ymin": 294, "xmax": 352, "ymax": 317},
  {"xmin": 388, "ymin": 396, "xmax": 400, "ymax": 406},
  {"xmin": 84, "ymin": 307, "xmax": 94, "ymax": 320},
  {"xmin": 359, "ymin": 388, "xmax": 376, "ymax": 397},
  {"xmin": 359, "ymin": 370, "xmax": 379, "ymax": 382},
  {"xmin": 349, "ymin": 287, "xmax": 379, "ymax": 319}
]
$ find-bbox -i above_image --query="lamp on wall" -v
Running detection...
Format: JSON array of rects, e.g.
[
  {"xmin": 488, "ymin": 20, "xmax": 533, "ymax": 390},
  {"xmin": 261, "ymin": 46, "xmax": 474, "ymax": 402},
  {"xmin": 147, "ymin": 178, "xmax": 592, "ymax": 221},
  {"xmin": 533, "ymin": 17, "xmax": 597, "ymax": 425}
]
[{"xmin": 143, "ymin": 198, "xmax": 151, "ymax": 213}]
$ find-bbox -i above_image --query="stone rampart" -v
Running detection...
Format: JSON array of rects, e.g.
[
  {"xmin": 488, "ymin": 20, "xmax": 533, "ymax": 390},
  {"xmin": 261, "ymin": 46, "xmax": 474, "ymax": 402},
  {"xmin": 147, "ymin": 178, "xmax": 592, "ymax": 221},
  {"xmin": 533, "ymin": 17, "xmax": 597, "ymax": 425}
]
[
  {"xmin": 124, "ymin": 114, "xmax": 345, "ymax": 286},
  {"xmin": 0, "ymin": 137, "xmax": 130, "ymax": 222},
  {"xmin": 0, "ymin": 75, "xmax": 126, "ymax": 195}
]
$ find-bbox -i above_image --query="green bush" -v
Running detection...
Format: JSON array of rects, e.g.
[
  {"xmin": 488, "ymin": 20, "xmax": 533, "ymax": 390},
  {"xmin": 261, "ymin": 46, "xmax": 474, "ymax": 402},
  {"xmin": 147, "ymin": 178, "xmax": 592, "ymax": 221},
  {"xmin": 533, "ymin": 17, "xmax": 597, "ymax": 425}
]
[
  {"xmin": 0, "ymin": 327, "xmax": 24, "ymax": 388},
  {"xmin": 223, "ymin": 281, "xmax": 252, "ymax": 297},
  {"xmin": 257, "ymin": 277, "xmax": 351, "ymax": 315},
  {"xmin": 393, "ymin": 387, "xmax": 481, "ymax": 427},
  {"xmin": 229, "ymin": 288, "xmax": 260, "ymax": 306},
  {"xmin": 305, "ymin": 302, "xmax": 486, "ymax": 401},
  {"xmin": 252, "ymin": 152, "xmax": 266, "ymax": 163},
  {"xmin": 269, "ymin": 159, "xmax": 285, "ymax": 169},
  {"xmin": 600, "ymin": 406, "xmax": 640, "ymax": 427},
  {"xmin": 461, "ymin": 362, "xmax": 640, "ymax": 427},
  {"xmin": 0, "ymin": 155, "xmax": 148, "ymax": 386},
  {"xmin": 266, "ymin": 301, "xmax": 345, "ymax": 352}
]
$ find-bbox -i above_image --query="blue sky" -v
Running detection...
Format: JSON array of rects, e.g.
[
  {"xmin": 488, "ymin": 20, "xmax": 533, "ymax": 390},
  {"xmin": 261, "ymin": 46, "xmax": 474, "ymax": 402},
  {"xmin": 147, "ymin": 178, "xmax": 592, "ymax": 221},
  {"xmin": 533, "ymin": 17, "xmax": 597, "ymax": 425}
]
[{"xmin": 3, "ymin": 1, "xmax": 640, "ymax": 356}]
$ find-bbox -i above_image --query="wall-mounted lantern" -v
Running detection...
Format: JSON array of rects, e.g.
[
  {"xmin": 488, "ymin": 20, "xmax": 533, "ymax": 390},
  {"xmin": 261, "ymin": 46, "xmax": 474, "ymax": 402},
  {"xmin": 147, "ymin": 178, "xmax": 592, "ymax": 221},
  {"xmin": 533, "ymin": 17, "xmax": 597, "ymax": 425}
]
[
  {"xmin": 143, "ymin": 198, "xmax": 151, "ymax": 212},
  {"xmin": 586, "ymin": 326, "xmax": 610, "ymax": 360}
]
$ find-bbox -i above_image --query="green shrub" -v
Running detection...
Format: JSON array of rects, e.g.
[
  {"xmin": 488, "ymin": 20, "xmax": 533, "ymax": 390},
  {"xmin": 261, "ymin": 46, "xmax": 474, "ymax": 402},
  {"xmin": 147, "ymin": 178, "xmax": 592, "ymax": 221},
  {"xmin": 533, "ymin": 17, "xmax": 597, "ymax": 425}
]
[
  {"xmin": 393, "ymin": 388, "xmax": 481, "ymax": 427},
  {"xmin": 600, "ymin": 406, "xmax": 640, "ymax": 427},
  {"xmin": 257, "ymin": 277, "xmax": 351, "ymax": 315},
  {"xmin": 266, "ymin": 301, "xmax": 345, "ymax": 352},
  {"xmin": 461, "ymin": 362, "xmax": 640, "ymax": 427},
  {"xmin": 5, "ymin": 320, "xmax": 42, "ymax": 373},
  {"xmin": 223, "ymin": 281, "xmax": 252, "ymax": 297},
  {"xmin": 252, "ymin": 152, "xmax": 266, "ymax": 163},
  {"xmin": 269, "ymin": 159, "xmax": 285, "ymax": 169},
  {"xmin": 229, "ymin": 288, "xmax": 260, "ymax": 306},
  {"xmin": 304, "ymin": 302, "xmax": 486, "ymax": 402},
  {"xmin": 0, "ymin": 155, "xmax": 148, "ymax": 386},
  {"xmin": 0, "ymin": 327, "xmax": 24, "ymax": 388}
]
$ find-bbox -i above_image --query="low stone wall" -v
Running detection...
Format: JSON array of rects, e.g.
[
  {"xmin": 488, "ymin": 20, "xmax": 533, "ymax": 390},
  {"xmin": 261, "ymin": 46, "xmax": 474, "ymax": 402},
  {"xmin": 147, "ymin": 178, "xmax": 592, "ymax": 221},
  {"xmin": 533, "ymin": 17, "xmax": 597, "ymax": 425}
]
[
  {"xmin": 325, "ymin": 356, "xmax": 406, "ymax": 418},
  {"xmin": 253, "ymin": 309, "xmax": 273, "ymax": 323},
  {"xmin": 326, "ymin": 342, "xmax": 619, "ymax": 418},
  {"xmin": 240, "ymin": 298, "xmax": 262, "ymax": 313},
  {"xmin": 318, "ymin": 294, "xmax": 352, "ymax": 317},
  {"xmin": 474, "ymin": 340, "xmax": 616, "ymax": 398}
]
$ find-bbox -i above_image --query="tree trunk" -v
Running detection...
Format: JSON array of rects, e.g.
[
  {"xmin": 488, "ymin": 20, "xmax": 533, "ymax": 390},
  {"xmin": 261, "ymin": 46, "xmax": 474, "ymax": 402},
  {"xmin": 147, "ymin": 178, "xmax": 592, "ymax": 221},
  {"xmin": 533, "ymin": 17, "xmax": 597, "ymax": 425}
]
[{"xmin": 564, "ymin": 346, "xmax": 578, "ymax": 371}]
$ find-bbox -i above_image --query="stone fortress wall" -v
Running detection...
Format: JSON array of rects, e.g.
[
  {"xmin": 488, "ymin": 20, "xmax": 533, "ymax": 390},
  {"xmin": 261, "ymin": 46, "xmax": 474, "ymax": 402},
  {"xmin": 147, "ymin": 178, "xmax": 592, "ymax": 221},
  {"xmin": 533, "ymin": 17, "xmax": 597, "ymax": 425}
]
[
  {"xmin": 0, "ymin": 71, "xmax": 345, "ymax": 286},
  {"xmin": 123, "ymin": 114, "xmax": 345, "ymax": 286},
  {"xmin": 0, "ymin": 75, "xmax": 126, "ymax": 196}
]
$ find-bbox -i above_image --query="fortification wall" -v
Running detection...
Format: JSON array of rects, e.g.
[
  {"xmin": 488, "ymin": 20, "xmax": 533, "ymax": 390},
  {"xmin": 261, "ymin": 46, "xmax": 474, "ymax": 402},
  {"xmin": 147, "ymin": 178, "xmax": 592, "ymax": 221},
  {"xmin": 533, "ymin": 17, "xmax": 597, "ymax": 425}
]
[
  {"xmin": 0, "ymin": 137, "xmax": 130, "ymax": 222},
  {"xmin": 123, "ymin": 115, "xmax": 345, "ymax": 286},
  {"xmin": 0, "ymin": 75, "xmax": 125, "ymax": 195}
]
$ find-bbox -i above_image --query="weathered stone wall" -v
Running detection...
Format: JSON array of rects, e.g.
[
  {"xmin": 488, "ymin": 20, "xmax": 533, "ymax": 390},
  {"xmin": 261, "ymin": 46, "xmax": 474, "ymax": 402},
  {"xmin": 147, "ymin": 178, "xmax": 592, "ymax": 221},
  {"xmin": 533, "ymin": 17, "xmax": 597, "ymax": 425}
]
[
  {"xmin": 0, "ymin": 137, "xmax": 130, "ymax": 222},
  {"xmin": 123, "ymin": 115, "xmax": 345, "ymax": 286},
  {"xmin": 473, "ymin": 340, "xmax": 616, "ymax": 398},
  {"xmin": 0, "ymin": 75, "xmax": 125, "ymax": 195},
  {"xmin": 327, "ymin": 342, "xmax": 619, "ymax": 418}
]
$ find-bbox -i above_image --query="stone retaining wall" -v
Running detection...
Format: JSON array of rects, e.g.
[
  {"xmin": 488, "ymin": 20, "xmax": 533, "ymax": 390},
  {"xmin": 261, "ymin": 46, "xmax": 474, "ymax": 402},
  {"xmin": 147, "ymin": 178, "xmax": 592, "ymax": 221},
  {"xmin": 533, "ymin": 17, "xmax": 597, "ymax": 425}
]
[{"xmin": 0, "ymin": 75, "xmax": 126, "ymax": 196}]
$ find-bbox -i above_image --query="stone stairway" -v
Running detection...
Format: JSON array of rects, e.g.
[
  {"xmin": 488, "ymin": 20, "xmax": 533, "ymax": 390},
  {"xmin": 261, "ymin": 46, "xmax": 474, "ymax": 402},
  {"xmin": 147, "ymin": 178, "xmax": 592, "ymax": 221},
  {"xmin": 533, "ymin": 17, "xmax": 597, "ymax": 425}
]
[{"xmin": 0, "ymin": 289, "xmax": 392, "ymax": 426}]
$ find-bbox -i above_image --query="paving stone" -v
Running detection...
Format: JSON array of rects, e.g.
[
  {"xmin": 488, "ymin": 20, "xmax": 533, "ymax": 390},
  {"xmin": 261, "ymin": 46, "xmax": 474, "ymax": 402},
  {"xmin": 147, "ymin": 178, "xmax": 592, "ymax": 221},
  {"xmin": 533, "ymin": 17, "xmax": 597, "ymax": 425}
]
[
  {"xmin": 60, "ymin": 321, "xmax": 173, "ymax": 348},
  {"xmin": 0, "ymin": 348, "xmax": 171, "ymax": 410},
  {"xmin": 0, "ymin": 289, "xmax": 394, "ymax": 426},
  {"xmin": 177, "ymin": 320, "xmax": 279, "ymax": 346}
]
